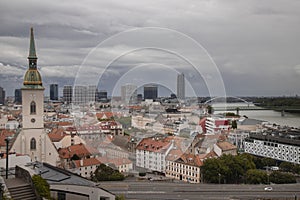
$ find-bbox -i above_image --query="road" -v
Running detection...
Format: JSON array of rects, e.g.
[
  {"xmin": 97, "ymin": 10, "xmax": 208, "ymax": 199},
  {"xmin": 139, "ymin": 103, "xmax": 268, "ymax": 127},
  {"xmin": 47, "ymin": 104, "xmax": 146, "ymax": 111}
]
[{"xmin": 100, "ymin": 181, "xmax": 300, "ymax": 200}]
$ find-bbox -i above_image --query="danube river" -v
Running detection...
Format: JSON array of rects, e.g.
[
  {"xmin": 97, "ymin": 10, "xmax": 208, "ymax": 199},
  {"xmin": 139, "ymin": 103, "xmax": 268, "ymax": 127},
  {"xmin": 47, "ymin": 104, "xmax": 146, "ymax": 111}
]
[{"xmin": 212, "ymin": 103, "xmax": 300, "ymax": 128}]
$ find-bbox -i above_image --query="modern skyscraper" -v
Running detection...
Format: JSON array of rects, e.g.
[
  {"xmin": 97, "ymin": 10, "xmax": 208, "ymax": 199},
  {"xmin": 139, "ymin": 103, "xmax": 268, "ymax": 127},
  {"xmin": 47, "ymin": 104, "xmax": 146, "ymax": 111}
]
[
  {"xmin": 177, "ymin": 73, "xmax": 185, "ymax": 100},
  {"xmin": 98, "ymin": 90, "xmax": 108, "ymax": 101},
  {"xmin": 0, "ymin": 87, "xmax": 5, "ymax": 105},
  {"xmin": 50, "ymin": 84, "xmax": 58, "ymax": 100},
  {"xmin": 87, "ymin": 85, "xmax": 97, "ymax": 103},
  {"xmin": 63, "ymin": 85, "xmax": 72, "ymax": 104},
  {"xmin": 121, "ymin": 84, "xmax": 137, "ymax": 104},
  {"xmin": 144, "ymin": 84, "xmax": 158, "ymax": 100},
  {"xmin": 14, "ymin": 89, "xmax": 22, "ymax": 104},
  {"xmin": 73, "ymin": 85, "xmax": 97, "ymax": 105}
]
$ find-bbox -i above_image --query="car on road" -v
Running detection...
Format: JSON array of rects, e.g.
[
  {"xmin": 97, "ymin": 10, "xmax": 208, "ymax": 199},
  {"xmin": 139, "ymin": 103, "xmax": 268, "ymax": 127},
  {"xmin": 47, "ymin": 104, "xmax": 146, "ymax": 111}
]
[{"xmin": 264, "ymin": 186, "xmax": 273, "ymax": 191}]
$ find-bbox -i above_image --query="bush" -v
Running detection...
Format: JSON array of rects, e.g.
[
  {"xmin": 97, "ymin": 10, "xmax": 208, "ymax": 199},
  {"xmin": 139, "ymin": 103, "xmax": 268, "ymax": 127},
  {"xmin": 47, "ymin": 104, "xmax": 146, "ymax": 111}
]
[
  {"xmin": 139, "ymin": 172, "xmax": 146, "ymax": 177},
  {"xmin": 32, "ymin": 175, "xmax": 51, "ymax": 199},
  {"xmin": 246, "ymin": 169, "xmax": 268, "ymax": 184},
  {"xmin": 269, "ymin": 171, "xmax": 297, "ymax": 184},
  {"xmin": 92, "ymin": 164, "xmax": 125, "ymax": 181}
]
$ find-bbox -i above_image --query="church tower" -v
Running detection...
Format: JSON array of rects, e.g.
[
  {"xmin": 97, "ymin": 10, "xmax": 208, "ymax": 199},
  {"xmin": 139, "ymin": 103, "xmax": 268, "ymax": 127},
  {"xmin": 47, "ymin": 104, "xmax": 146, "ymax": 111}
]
[
  {"xmin": 22, "ymin": 27, "xmax": 44, "ymax": 129},
  {"xmin": 11, "ymin": 28, "xmax": 59, "ymax": 166}
]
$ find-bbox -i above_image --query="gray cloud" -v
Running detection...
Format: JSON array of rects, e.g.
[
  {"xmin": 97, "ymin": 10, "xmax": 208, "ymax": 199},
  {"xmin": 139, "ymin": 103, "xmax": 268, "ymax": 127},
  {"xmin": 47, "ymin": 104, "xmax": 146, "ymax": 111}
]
[{"xmin": 0, "ymin": 0, "xmax": 300, "ymax": 97}]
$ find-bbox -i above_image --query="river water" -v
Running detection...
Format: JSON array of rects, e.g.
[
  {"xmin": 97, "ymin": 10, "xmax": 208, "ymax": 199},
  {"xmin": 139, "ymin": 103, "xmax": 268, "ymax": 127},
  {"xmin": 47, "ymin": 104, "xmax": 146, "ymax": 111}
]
[{"xmin": 212, "ymin": 103, "xmax": 300, "ymax": 128}]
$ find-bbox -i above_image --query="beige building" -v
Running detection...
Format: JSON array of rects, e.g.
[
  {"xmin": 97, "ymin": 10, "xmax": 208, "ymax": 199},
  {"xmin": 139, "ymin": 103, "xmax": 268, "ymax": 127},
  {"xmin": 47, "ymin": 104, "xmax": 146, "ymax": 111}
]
[
  {"xmin": 166, "ymin": 153, "xmax": 203, "ymax": 183},
  {"xmin": 213, "ymin": 141, "xmax": 237, "ymax": 157},
  {"xmin": 11, "ymin": 28, "xmax": 59, "ymax": 166}
]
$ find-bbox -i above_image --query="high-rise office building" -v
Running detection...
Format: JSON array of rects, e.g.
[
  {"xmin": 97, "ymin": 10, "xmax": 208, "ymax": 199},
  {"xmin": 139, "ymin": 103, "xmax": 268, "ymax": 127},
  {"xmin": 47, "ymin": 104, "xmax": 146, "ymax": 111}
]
[
  {"xmin": 50, "ymin": 84, "xmax": 58, "ymax": 100},
  {"xmin": 87, "ymin": 85, "xmax": 97, "ymax": 103},
  {"xmin": 0, "ymin": 87, "xmax": 5, "ymax": 105},
  {"xmin": 73, "ymin": 85, "xmax": 97, "ymax": 105},
  {"xmin": 177, "ymin": 73, "xmax": 185, "ymax": 100},
  {"xmin": 63, "ymin": 85, "xmax": 72, "ymax": 104},
  {"xmin": 121, "ymin": 84, "xmax": 137, "ymax": 104},
  {"xmin": 98, "ymin": 90, "xmax": 108, "ymax": 100},
  {"xmin": 14, "ymin": 89, "xmax": 22, "ymax": 104},
  {"xmin": 144, "ymin": 84, "xmax": 158, "ymax": 100}
]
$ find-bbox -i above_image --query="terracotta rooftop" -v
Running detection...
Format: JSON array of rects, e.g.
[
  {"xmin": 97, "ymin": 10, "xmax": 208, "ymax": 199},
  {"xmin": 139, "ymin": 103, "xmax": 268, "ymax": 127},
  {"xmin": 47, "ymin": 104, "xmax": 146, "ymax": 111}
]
[
  {"xmin": 136, "ymin": 137, "xmax": 171, "ymax": 153},
  {"xmin": 0, "ymin": 130, "xmax": 15, "ymax": 147},
  {"xmin": 73, "ymin": 158, "xmax": 102, "ymax": 168},
  {"xmin": 198, "ymin": 150, "xmax": 218, "ymax": 160},
  {"xmin": 175, "ymin": 153, "xmax": 203, "ymax": 167},
  {"xmin": 96, "ymin": 112, "xmax": 114, "ymax": 120},
  {"xmin": 48, "ymin": 128, "xmax": 66, "ymax": 142},
  {"xmin": 166, "ymin": 148, "xmax": 183, "ymax": 161},
  {"xmin": 58, "ymin": 143, "xmax": 99, "ymax": 159}
]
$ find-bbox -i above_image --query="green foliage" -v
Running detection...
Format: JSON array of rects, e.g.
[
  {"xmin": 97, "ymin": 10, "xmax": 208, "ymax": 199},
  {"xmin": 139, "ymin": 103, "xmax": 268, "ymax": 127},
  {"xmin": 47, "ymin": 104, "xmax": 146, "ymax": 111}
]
[
  {"xmin": 139, "ymin": 172, "xmax": 146, "ymax": 177},
  {"xmin": 224, "ymin": 112, "xmax": 238, "ymax": 117},
  {"xmin": 202, "ymin": 154, "xmax": 256, "ymax": 184},
  {"xmin": 269, "ymin": 171, "xmax": 297, "ymax": 184},
  {"xmin": 92, "ymin": 164, "xmax": 125, "ymax": 181},
  {"xmin": 246, "ymin": 169, "xmax": 268, "ymax": 184},
  {"xmin": 32, "ymin": 174, "xmax": 51, "ymax": 199},
  {"xmin": 279, "ymin": 162, "xmax": 300, "ymax": 174},
  {"xmin": 207, "ymin": 105, "xmax": 213, "ymax": 114},
  {"xmin": 116, "ymin": 194, "xmax": 126, "ymax": 200},
  {"xmin": 254, "ymin": 97, "xmax": 300, "ymax": 108},
  {"xmin": 261, "ymin": 157, "xmax": 276, "ymax": 167},
  {"xmin": 71, "ymin": 154, "xmax": 80, "ymax": 160},
  {"xmin": 231, "ymin": 120, "xmax": 237, "ymax": 129},
  {"xmin": 117, "ymin": 117, "xmax": 132, "ymax": 128}
]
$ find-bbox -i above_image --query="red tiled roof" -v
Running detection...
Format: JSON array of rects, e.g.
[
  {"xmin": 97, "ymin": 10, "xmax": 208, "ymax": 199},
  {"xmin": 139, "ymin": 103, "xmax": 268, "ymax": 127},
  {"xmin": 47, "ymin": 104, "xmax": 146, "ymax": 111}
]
[
  {"xmin": 176, "ymin": 153, "xmax": 203, "ymax": 167},
  {"xmin": 48, "ymin": 128, "xmax": 66, "ymax": 142},
  {"xmin": 0, "ymin": 130, "xmax": 15, "ymax": 147},
  {"xmin": 96, "ymin": 112, "xmax": 114, "ymax": 119},
  {"xmin": 109, "ymin": 158, "xmax": 132, "ymax": 166},
  {"xmin": 73, "ymin": 158, "xmax": 102, "ymax": 167},
  {"xmin": 58, "ymin": 143, "xmax": 99, "ymax": 159},
  {"xmin": 136, "ymin": 137, "xmax": 171, "ymax": 153},
  {"xmin": 198, "ymin": 150, "xmax": 218, "ymax": 160}
]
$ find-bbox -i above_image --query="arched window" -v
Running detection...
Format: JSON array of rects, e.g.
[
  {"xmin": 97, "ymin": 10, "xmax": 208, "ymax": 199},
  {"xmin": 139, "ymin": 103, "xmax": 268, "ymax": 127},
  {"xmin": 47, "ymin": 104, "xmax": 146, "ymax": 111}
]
[
  {"xmin": 30, "ymin": 138, "xmax": 36, "ymax": 150},
  {"xmin": 30, "ymin": 101, "xmax": 36, "ymax": 114}
]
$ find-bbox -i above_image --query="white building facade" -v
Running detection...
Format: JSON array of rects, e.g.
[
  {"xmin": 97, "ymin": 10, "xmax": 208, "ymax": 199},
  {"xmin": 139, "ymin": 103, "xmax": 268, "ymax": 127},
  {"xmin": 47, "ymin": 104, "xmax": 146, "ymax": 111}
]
[{"xmin": 244, "ymin": 133, "xmax": 300, "ymax": 164}]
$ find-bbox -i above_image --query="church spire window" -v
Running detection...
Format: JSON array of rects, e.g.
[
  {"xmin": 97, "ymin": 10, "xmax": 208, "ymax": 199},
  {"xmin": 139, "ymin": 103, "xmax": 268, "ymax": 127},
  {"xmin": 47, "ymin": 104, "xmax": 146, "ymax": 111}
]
[{"xmin": 30, "ymin": 101, "xmax": 36, "ymax": 114}]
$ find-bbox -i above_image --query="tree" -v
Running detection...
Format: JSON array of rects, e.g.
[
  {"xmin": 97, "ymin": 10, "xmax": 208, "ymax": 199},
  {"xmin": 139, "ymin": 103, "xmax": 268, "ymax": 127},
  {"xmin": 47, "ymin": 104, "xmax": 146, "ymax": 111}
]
[
  {"xmin": 261, "ymin": 157, "xmax": 276, "ymax": 167},
  {"xmin": 279, "ymin": 162, "xmax": 294, "ymax": 173},
  {"xmin": 92, "ymin": 164, "xmax": 125, "ymax": 181},
  {"xmin": 231, "ymin": 120, "xmax": 237, "ymax": 129},
  {"xmin": 71, "ymin": 154, "xmax": 80, "ymax": 160},
  {"xmin": 32, "ymin": 175, "xmax": 51, "ymax": 199},
  {"xmin": 207, "ymin": 105, "xmax": 213, "ymax": 114},
  {"xmin": 269, "ymin": 171, "xmax": 296, "ymax": 184},
  {"xmin": 246, "ymin": 169, "xmax": 268, "ymax": 184}
]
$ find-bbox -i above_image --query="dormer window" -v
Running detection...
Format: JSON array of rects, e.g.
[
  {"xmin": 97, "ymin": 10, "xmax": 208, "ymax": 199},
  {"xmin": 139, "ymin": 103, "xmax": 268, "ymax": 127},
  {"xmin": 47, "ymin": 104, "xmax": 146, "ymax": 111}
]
[{"xmin": 30, "ymin": 101, "xmax": 36, "ymax": 114}]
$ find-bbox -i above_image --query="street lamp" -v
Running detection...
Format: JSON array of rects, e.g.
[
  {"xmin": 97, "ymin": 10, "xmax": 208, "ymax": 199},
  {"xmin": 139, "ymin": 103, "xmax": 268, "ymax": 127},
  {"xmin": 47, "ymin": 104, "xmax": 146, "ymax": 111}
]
[{"xmin": 4, "ymin": 136, "xmax": 11, "ymax": 179}]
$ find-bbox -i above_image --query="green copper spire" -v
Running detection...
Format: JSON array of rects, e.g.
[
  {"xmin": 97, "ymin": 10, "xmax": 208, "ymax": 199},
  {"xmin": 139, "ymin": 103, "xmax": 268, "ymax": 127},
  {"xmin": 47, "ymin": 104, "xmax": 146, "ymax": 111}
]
[
  {"xmin": 28, "ymin": 27, "xmax": 37, "ymax": 59},
  {"xmin": 23, "ymin": 27, "xmax": 44, "ymax": 89}
]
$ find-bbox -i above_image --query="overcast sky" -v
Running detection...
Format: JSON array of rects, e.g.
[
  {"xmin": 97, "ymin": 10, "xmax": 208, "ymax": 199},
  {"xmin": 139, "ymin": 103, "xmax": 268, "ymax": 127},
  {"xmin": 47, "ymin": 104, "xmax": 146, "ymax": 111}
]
[{"xmin": 1, "ymin": 0, "xmax": 300, "ymax": 97}]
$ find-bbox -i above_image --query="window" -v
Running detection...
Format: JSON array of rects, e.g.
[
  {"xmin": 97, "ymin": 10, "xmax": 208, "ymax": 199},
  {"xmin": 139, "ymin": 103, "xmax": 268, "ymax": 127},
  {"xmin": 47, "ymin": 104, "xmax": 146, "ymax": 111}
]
[
  {"xmin": 30, "ymin": 138, "xmax": 36, "ymax": 150},
  {"xmin": 30, "ymin": 101, "xmax": 36, "ymax": 114},
  {"xmin": 57, "ymin": 192, "xmax": 66, "ymax": 200}
]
